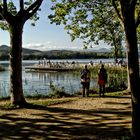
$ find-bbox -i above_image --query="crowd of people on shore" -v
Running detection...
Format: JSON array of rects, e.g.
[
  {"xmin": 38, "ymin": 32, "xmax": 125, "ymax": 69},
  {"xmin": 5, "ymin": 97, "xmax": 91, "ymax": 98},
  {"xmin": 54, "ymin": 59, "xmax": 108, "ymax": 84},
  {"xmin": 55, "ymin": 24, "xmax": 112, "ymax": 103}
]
[
  {"xmin": 89, "ymin": 59, "xmax": 127, "ymax": 67},
  {"xmin": 37, "ymin": 58, "xmax": 127, "ymax": 69},
  {"xmin": 37, "ymin": 58, "xmax": 80, "ymax": 69}
]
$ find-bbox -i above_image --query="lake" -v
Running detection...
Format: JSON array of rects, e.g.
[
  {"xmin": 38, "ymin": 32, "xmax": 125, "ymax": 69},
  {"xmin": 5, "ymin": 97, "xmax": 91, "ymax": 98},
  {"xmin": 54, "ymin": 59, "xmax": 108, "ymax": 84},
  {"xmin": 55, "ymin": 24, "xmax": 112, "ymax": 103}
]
[{"xmin": 0, "ymin": 59, "xmax": 114, "ymax": 97}]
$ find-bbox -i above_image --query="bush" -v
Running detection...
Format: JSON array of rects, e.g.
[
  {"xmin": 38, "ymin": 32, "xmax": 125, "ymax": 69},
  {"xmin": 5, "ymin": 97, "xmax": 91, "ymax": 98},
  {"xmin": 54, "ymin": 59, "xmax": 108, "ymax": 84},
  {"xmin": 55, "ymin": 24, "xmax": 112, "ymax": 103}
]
[{"xmin": 49, "ymin": 83, "xmax": 72, "ymax": 98}]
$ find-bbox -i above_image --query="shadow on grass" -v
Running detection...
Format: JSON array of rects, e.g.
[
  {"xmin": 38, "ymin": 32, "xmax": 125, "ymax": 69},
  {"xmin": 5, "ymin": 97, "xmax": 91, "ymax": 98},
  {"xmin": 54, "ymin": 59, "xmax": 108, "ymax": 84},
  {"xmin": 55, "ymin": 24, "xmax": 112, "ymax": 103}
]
[{"xmin": 0, "ymin": 100, "xmax": 131, "ymax": 140}]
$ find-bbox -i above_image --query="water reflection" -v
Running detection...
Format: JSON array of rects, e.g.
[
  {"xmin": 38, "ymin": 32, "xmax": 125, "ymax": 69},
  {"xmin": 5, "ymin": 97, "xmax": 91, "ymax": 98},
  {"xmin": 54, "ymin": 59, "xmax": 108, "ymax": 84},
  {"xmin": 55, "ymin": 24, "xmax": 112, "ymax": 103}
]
[
  {"xmin": 22, "ymin": 71, "xmax": 85, "ymax": 97},
  {"xmin": 0, "ymin": 60, "xmax": 97, "ymax": 97},
  {"xmin": 0, "ymin": 70, "xmax": 95, "ymax": 97}
]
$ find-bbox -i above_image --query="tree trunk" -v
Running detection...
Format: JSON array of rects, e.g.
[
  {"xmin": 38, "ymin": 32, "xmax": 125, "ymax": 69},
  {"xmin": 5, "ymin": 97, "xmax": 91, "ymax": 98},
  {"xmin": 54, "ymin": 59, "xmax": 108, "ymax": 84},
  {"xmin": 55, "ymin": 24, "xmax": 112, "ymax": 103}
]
[
  {"xmin": 114, "ymin": 44, "xmax": 118, "ymax": 64},
  {"xmin": 9, "ymin": 24, "xmax": 27, "ymax": 107},
  {"xmin": 124, "ymin": 14, "xmax": 140, "ymax": 139},
  {"xmin": 126, "ymin": 51, "xmax": 130, "ymax": 91}
]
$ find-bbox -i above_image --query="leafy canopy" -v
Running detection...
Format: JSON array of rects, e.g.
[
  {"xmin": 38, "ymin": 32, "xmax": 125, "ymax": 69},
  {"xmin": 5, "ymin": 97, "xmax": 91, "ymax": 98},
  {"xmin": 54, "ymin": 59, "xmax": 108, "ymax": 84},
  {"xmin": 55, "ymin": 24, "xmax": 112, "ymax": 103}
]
[
  {"xmin": 49, "ymin": 0, "xmax": 140, "ymax": 49},
  {"xmin": 0, "ymin": 0, "xmax": 42, "ymax": 30},
  {"xmin": 48, "ymin": 0, "xmax": 124, "ymax": 48}
]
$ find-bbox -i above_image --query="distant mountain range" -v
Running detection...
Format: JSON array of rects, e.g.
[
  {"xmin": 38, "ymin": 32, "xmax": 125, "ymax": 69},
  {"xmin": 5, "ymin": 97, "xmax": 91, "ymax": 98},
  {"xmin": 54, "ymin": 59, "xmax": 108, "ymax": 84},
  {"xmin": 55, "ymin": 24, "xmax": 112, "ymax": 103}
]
[
  {"xmin": 0, "ymin": 45, "xmax": 42, "ymax": 54},
  {"xmin": 0, "ymin": 44, "xmax": 139, "ymax": 60},
  {"xmin": 0, "ymin": 45, "xmax": 111, "ymax": 53},
  {"xmin": 93, "ymin": 48, "xmax": 111, "ymax": 53}
]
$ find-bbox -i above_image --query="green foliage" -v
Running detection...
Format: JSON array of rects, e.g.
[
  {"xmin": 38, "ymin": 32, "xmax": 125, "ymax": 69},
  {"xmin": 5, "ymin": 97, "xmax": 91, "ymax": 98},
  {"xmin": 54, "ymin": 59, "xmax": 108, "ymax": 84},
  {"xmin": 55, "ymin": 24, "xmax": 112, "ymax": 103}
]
[
  {"xmin": 49, "ymin": 0, "xmax": 124, "ymax": 62},
  {"xmin": 90, "ymin": 65, "xmax": 127, "ymax": 92},
  {"xmin": 49, "ymin": 81, "xmax": 72, "ymax": 98},
  {"xmin": 0, "ymin": 21, "xmax": 9, "ymax": 30},
  {"xmin": 106, "ymin": 67, "xmax": 127, "ymax": 92},
  {"xmin": 0, "ymin": 97, "xmax": 77, "ymax": 109},
  {"xmin": 0, "ymin": 0, "xmax": 42, "ymax": 30},
  {"xmin": 7, "ymin": 1, "xmax": 17, "ymax": 15}
]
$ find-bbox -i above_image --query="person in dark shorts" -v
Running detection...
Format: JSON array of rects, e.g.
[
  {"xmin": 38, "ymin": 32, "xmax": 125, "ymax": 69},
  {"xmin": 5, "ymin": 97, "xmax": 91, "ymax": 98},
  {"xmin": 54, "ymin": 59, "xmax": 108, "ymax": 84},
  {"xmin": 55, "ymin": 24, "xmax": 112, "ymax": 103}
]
[
  {"xmin": 81, "ymin": 65, "xmax": 91, "ymax": 97},
  {"xmin": 98, "ymin": 64, "xmax": 107, "ymax": 97}
]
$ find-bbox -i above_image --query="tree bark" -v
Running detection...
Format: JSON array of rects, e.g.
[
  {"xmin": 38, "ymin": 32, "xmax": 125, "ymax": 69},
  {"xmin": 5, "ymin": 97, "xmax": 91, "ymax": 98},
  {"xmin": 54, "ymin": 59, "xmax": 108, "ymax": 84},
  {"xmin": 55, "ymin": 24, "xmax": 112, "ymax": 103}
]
[
  {"xmin": 114, "ymin": 43, "xmax": 118, "ymax": 64},
  {"xmin": 9, "ymin": 23, "xmax": 27, "ymax": 106},
  {"xmin": 124, "ymin": 12, "xmax": 140, "ymax": 140},
  {"xmin": 126, "ymin": 52, "xmax": 130, "ymax": 92}
]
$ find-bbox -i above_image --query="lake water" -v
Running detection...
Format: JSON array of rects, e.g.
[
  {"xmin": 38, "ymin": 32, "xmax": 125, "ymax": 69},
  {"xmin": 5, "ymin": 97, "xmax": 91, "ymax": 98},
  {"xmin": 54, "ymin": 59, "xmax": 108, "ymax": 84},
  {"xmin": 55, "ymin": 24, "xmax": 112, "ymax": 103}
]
[{"xmin": 0, "ymin": 59, "xmax": 114, "ymax": 97}]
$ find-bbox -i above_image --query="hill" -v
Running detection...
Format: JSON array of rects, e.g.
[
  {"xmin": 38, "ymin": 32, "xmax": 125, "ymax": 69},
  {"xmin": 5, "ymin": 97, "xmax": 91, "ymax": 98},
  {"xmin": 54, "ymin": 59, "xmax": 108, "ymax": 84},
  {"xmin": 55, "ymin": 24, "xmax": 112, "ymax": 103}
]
[
  {"xmin": 0, "ymin": 45, "xmax": 42, "ymax": 60},
  {"xmin": 0, "ymin": 45, "xmax": 117, "ymax": 60},
  {"xmin": 42, "ymin": 49, "xmax": 112, "ymax": 59}
]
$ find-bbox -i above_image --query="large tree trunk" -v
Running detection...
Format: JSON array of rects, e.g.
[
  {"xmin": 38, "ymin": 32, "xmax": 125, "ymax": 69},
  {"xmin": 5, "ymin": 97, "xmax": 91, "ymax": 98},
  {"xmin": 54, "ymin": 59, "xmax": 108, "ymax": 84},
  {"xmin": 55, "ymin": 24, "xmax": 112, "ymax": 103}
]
[
  {"xmin": 124, "ymin": 13, "xmax": 140, "ymax": 140},
  {"xmin": 9, "ymin": 24, "xmax": 27, "ymax": 107},
  {"xmin": 0, "ymin": 0, "xmax": 43, "ymax": 107}
]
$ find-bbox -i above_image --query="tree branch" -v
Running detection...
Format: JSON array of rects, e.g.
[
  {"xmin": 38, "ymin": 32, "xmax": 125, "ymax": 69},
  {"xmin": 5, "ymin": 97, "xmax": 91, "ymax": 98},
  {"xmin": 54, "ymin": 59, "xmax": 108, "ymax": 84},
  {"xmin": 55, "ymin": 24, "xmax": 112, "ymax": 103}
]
[
  {"xmin": 25, "ymin": 0, "xmax": 43, "ymax": 20},
  {"xmin": 26, "ymin": 0, "xmax": 42, "ymax": 13},
  {"xmin": 1, "ymin": 0, "xmax": 13, "ymax": 23},
  {"xmin": 20, "ymin": 0, "xmax": 24, "ymax": 11},
  {"xmin": 0, "ymin": 6, "xmax": 3, "ymax": 20},
  {"xmin": 129, "ymin": 0, "xmax": 137, "ymax": 9},
  {"xmin": 3, "ymin": 0, "xmax": 7, "ymax": 12},
  {"xmin": 0, "ymin": 5, "xmax": 3, "ymax": 13},
  {"xmin": 112, "ymin": 0, "xmax": 124, "ymax": 27}
]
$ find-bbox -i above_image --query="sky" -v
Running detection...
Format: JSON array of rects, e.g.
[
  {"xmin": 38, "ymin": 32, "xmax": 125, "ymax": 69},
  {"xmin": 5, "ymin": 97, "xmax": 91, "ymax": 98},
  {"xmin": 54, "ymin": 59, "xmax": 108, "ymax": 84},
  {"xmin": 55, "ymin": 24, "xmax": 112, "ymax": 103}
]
[{"xmin": 0, "ymin": 0, "xmax": 108, "ymax": 51}]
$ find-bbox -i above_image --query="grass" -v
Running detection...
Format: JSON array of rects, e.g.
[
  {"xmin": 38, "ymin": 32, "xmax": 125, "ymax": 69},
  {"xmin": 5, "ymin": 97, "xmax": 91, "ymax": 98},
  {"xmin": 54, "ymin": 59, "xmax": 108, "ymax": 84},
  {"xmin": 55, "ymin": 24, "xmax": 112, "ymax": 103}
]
[
  {"xmin": 0, "ymin": 90, "xmax": 130, "ymax": 109},
  {"xmin": 0, "ymin": 97, "xmax": 77, "ymax": 109},
  {"xmin": 27, "ymin": 97, "xmax": 77, "ymax": 106}
]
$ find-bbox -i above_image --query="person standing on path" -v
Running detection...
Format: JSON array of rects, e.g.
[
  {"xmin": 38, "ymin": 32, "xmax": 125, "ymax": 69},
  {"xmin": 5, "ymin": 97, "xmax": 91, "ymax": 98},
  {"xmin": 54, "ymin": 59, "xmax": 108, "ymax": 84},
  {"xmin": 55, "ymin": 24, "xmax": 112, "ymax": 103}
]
[
  {"xmin": 81, "ymin": 65, "xmax": 91, "ymax": 97},
  {"xmin": 98, "ymin": 64, "xmax": 107, "ymax": 97}
]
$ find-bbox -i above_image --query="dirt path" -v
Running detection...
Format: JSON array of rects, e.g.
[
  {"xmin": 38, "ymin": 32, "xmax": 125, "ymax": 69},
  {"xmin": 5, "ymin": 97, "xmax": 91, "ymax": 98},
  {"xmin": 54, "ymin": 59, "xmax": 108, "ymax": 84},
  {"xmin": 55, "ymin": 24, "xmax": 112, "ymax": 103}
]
[{"xmin": 0, "ymin": 96, "xmax": 131, "ymax": 140}]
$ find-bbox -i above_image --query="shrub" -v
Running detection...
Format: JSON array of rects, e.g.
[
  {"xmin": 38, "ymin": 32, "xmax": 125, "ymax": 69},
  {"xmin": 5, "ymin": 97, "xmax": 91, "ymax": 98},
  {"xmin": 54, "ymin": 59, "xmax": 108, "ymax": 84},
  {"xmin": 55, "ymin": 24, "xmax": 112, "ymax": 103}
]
[{"xmin": 49, "ymin": 82, "xmax": 72, "ymax": 98}]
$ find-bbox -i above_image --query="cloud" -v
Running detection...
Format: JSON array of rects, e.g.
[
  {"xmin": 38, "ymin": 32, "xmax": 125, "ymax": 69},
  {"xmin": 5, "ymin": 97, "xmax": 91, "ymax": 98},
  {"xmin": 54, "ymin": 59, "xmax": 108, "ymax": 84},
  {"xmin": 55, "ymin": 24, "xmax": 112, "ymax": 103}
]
[
  {"xmin": 45, "ymin": 41, "xmax": 83, "ymax": 50},
  {"xmin": 46, "ymin": 45, "xmax": 82, "ymax": 50},
  {"xmin": 46, "ymin": 41, "xmax": 51, "ymax": 45},
  {"xmin": 23, "ymin": 41, "xmax": 84, "ymax": 51},
  {"xmin": 23, "ymin": 43, "xmax": 45, "ymax": 50},
  {"xmin": 23, "ymin": 42, "xmax": 61, "ymax": 51}
]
